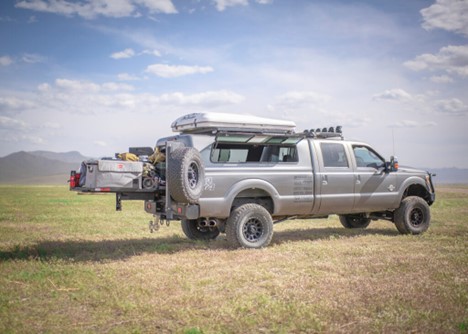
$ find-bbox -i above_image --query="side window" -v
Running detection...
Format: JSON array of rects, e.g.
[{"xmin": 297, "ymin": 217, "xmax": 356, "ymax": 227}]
[
  {"xmin": 211, "ymin": 145, "xmax": 249, "ymax": 163},
  {"xmin": 353, "ymin": 146, "xmax": 385, "ymax": 169},
  {"xmin": 211, "ymin": 144, "xmax": 298, "ymax": 163},
  {"xmin": 320, "ymin": 143, "xmax": 349, "ymax": 168}
]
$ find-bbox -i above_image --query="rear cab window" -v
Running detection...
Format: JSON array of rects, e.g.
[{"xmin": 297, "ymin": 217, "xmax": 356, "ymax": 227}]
[
  {"xmin": 320, "ymin": 142, "xmax": 349, "ymax": 168},
  {"xmin": 210, "ymin": 134, "xmax": 301, "ymax": 163}
]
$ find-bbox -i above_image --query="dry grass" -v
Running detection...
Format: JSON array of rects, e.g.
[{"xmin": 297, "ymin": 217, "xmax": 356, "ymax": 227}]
[{"xmin": 0, "ymin": 185, "xmax": 467, "ymax": 333}]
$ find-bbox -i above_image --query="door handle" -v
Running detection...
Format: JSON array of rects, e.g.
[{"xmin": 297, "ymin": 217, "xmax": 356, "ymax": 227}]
[
  {"xmin": 322, "ymin": 175, "xmax": 328, "ymax": 186},
  {"xmin": 356, "ymin": 174, "xmax": 361, "ymax": 185}
]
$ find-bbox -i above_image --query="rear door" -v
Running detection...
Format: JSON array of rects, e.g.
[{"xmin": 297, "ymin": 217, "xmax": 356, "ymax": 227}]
[{"xmin": 314, "ymin": 141, "xmax": 355, "ymax": 214}]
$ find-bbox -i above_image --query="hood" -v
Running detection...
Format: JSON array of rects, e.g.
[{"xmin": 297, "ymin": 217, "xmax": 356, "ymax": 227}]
[{"xmin": 398, "ymin": 165, "xmax": 428, "ymax": 175}]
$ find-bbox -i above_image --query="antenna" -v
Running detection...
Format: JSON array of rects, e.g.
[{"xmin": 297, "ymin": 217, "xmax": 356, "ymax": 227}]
[{"xmin": 392, "ymin": 128, "xmax": 395, "ymax": 156}]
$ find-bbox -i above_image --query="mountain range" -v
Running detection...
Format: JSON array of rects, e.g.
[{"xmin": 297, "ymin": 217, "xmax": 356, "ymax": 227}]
[
  {"xmin": 0, "ymin": 151, "xmax": 88, "ymax": 185},
  {"xmin": 0, "ymin": 150, "xmax": 467, "ymax": 185}
]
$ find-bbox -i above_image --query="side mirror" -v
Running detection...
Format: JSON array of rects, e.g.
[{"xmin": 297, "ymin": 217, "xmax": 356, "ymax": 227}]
[{"xmin": 388, "ymin": 156, "xmax": 399, "ymax": 172}]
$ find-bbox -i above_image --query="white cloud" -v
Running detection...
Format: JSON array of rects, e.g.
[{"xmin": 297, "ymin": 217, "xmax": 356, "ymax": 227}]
[
  {"xmin": 0, "ymin": 56, "xmax": 13, "ymax": 66},
  {"xmin": 28, "ymin": 78, "xmax": 244, "ymax": 114},
  {"xmin": 0, "ymin": 133, "xmax": 45, "ymax": 144},
  {"xmin": 110, "ymin": 48, "xmax": 135, "ymax": 59},
  {"xmin": 135, "ymin": 0, "xmax": 177, "ymax": 14},
  {"xmin": 421, "ymin": 0, "xmax": 468, "ymax": 37},
  {"xmin": 145, "ymin": 64, "xmax": 214, "ymax": 78},
  {"xmin": 37, "ymin": 83, "xmax": 50, "ymax": 92},
  {"xmin": 15, "ymin": 0, "xmax": 177, "ymax": 19},
  {"xmin": 55, "ymin": 78, "xmax": 101, "ymax": 93},
  {"xmin": 213, "ymin": 0, "xmax": 248, "ymax": 11},
  {"xmin": 27, "ymin": 15, "xmax": 37, "ymax": 23},
  {"xmin": 404, "ymin": 44, "xmax": 468, "ymax": 77},
  {"xmin": 212, "ymin": 0, "xmax": 271, "ymax": 11},
  {"xmin": 102, "ymin": 82, "xmax": 134, "ymax": 91},
  {"xmin": 42, "ymin": 121, "xmax": 61, "ymax": 129},
  {"xmin": 0, "ymin": 116, "xmax": 28, "ymax": 130},
  {"xmin": 140, "ymin": 49, "xmax": 161, "ymax": 57},
  {"xmin": 372, "ymin": 88, "xmax": 413, "ymax": 102},
  {"xmin": 435, "ymin": 98, "xmax": 468, "ymax": 116},
  {"xmin": 430, "ymin": 74, "xmax": 454, "ymax": 83},
  {"xmin": 389, "ymin": 120, "xmax": 438, "ymax": 128},
  {"xmin": 21, "ymin": 134, "xmax": 45, "ymax": 144},
  {"xmin": 111, "ymin": 48, "xmax": 161, "ymax": 60},
  {"xmin": 274, "ymin": 91, "xmax": 331, "ymax": 109},
  {"xmin": 117, "ymin": 73, "xmax": 142, "ymax": 81},
  {"xmin": 94, "ymin": 140, "xmax": 108, "ymax": 147},
  {"xmin": 0, "ymin": 96, "xmax": 36, "ymax": 111},
  {"xmin": 21, "ymin": 53, "xmax": 45, "ymax": 63},
  {"xmin": 157, "ymin": 90, "xmax": 245, "ymax": 106}
]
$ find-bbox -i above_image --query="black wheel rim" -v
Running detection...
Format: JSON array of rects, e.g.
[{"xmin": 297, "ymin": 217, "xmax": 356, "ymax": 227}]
[
  {"xmin": 187, "ymin": 163, "xmax": 199, "ymax": 189},
  {"xmin": 409, "ymin": 207, "xmax": 424, "ymax": 227},
  {"xmin": 243, "ymin": 218, "xmax": 264, "ymax": 243}
]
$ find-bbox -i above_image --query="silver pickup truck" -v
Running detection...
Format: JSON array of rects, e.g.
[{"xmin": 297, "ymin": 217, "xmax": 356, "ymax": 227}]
[{"xmin": 70, "ymin": 113, "xmax": 435, "ymax": 248}]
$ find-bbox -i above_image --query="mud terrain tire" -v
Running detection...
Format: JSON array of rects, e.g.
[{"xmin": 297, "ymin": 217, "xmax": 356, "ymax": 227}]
[
  {"xmin": 226, "ymin": 203, "xmax": 274, "ymax": 249},
  {"xmin": 394, "ymin": 196, "xmax": 430, "ymax": 234},
  {"xmin": 168, "ymin": 147, "xmax": 204, "ymax": 204}
]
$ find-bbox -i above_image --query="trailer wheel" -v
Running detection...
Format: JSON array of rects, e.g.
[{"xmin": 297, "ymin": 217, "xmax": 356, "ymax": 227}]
[
  {"xmin": 339, "ymin": 215, "xmax": 371, "ymax": 229},
  {"xmin": 181, "ymin": 219, "xmax": 220, "ymax": 240},
  {"xmin": 168, "ymin": 147, "xmax": 205, "ymax": 204},
  {"xmin": 394, "ymin": 196, "xmax": 430, "ymax": 234},
  {"xmin": 226, "ymin": 203, "xmax": 274, "ymax": 249}
]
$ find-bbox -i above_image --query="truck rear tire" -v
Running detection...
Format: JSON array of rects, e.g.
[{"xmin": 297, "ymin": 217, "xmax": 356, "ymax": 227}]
[
  {"xmin": 339, "ymin": 215, "xmax": 371, "ymax": 229},
  {"xmin": 226, "ymin": 203, "xmax": 274, "ymax": 248},
  {"xmin": 181, "ymin": 219, "xmax": 220, "ymax": 240},
  {"xmin": 168, "ymin": 147, "xmax": 205, "ymax": 204},
  {"xmin": 394, "ymin": 196, "xmax": 430, "ymax": 234}
]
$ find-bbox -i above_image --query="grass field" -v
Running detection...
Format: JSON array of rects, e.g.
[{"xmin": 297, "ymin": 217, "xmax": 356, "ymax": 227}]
[{"xmin": 0, "ymin": 185, "xmax": 467, "ymax": 333}]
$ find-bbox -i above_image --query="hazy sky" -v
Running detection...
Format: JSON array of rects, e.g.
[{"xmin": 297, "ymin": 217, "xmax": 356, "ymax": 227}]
[{"xmin": 1, "ymin": 0, "xmax": 467, "ymax": 168}]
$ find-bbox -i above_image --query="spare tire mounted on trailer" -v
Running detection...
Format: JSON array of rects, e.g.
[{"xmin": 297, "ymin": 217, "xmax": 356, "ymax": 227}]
[{"xmin": 168, "ymin": 147, "xmax": 205, "ymax": 204}]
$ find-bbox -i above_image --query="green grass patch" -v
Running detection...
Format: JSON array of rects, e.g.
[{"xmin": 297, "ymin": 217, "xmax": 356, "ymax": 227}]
[{"xmin": 0, "ymin": 185, "xmax": 467, "ymax": 333}]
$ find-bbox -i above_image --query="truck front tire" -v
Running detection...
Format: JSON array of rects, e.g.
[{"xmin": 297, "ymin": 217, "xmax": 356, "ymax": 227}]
[
  {"xmin": 394, "ymin": 196, "xmax": 431, "ymax": 234},
  {"xmin": 226, "ymin": 203, "xmax": 274, "ymax": 249},
  {"xmin": 168, "ymin": 147, "xmax": 205, "ymax": 204}
]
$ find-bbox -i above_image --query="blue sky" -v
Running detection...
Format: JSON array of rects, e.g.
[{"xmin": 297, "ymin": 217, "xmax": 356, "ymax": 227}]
[{"xmin": 1, "ymin": 0, "xmax": 467, "ymax": 168}]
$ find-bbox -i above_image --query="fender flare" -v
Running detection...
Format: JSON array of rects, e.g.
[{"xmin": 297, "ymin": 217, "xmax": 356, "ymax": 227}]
[
  {"xmin": 223, "ymin": 179, "xmax": 281, "ymax": 216},
  {"xmin": 397, "ymin": 176, "xmax": 430, "ymax": 204}
]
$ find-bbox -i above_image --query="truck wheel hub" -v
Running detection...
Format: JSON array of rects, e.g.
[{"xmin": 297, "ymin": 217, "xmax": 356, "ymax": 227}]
[
  {"xmin": 243, "ymin": 218, "xmax": 263, "ymax": 242},
  {"xmin": 409, "ymin": 208, "xmax": 424, "ymax": 226}
]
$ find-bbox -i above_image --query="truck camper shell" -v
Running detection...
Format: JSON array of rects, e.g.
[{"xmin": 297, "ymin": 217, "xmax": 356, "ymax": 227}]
[{"xmin": 171, "ymin": 112, "xmax": 296, "ymax": 135}]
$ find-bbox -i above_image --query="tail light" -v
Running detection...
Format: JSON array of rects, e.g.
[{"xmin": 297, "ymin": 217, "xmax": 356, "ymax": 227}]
[
  {"xmin": 69, "ymin": 171, "xmax": 76, "ymax": 188},
  {"xmin": 69, "ymin": 171, "xmax": 80, "ymax": 189}
]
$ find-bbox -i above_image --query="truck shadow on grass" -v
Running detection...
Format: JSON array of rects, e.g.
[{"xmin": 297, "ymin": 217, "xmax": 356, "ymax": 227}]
[{"xmin": 0, "ymin": 227, "xmax": 399, "ymax": 262}]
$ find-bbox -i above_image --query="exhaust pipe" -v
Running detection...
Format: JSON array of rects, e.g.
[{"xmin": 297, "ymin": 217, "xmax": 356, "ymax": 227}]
[
  {"xmin": 197, "ymin": 219, "xmax": 218, "ymax": 228},
  {"xmin": 208, "ymin": 219, "xmax": 218, "ymax": 227}
]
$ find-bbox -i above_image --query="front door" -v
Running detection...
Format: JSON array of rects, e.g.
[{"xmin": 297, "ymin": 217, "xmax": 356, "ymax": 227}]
[{"xmin": 352, "ymin": 145, "xmax": 397, "ymax": 211}]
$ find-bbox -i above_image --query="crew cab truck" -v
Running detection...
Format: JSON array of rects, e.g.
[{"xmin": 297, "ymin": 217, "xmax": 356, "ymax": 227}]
[{"xmin": 70, "ymin": 112, "xmax": 435, "ymax": 248}]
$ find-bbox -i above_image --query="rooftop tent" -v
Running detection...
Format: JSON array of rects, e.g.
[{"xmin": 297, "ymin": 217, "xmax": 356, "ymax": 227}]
[{"xmin": 171, "ymin": 112, "xmax": 296, "ymax": 135}]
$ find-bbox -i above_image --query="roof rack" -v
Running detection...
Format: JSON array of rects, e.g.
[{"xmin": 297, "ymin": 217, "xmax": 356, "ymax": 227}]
[{"xmin": 302, "ymin": 126, "xmax": 343, "ymax": 139}]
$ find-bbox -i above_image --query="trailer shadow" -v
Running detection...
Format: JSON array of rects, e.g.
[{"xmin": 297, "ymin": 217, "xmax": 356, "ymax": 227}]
[{"xmin": 0, "ymin": 227, "xmax": 399, "ymax": 262}]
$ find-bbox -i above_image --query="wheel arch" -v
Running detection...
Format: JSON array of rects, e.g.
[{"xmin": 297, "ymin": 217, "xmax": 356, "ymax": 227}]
[
  {"xmin": 225, "ymin": 179, "xmax": 279, "ymax": 215},
  {"xmin": 400, "ymin": 181, "xmax": 432, "ymax": 205}
]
